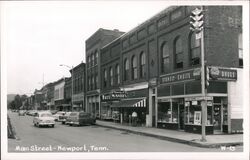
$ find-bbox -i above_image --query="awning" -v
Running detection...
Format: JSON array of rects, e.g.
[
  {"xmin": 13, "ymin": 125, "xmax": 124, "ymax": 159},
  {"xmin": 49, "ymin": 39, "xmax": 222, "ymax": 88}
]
[{"xmin": 111, "ymin": 99, "xmax": 146, "ymax": 108}]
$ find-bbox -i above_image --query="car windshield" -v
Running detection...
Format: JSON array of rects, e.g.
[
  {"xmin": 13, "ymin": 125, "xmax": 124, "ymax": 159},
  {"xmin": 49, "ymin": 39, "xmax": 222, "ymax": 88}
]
[
  {"xmin": 40, "ymin": 113, "xmax": 52, "ymax": 117},
  {"xmin": 70, "ymin": 112, "xmax": 78, "ymax": 116}
]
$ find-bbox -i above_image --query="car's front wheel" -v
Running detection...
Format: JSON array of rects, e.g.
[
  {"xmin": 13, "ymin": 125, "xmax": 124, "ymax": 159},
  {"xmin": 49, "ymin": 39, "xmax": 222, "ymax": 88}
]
[{"xmin": 51, "ymin": 124, "xmax": 54, "ymax": 128}]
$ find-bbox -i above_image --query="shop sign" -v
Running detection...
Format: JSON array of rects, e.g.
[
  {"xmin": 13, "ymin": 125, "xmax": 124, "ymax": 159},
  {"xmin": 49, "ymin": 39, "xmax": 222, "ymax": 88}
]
[
  {"xmin": 160, "ymin": 68, "xmax": 201, "ymax": 84},
  {"xmin": 209, "ymin": 66, "xmax": 237, "ymax": 81},
  {"xmin": 185, "ymin": 96, "xmax": 213, "ymax": 101},
  {"xmin": 101, "ymin": 91, "xmax": 127, "ymax": 101}
]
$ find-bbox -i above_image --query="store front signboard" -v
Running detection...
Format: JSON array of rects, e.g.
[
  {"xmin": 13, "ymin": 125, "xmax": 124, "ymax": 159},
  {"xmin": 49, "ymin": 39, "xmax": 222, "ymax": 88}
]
[
  {"xmin": 160, "ymin": 68, "xmax": 201, "ymax": 84},
  {"xmin": 101, "ymin": 91, "xmax": 127, "ymax": 101},
  {"xmin": 185, "ymin": 96, "xmax": 213, "ymax": 101},
  {"xmin": 208, "ymin": 66, "xmax": 237, "ymax": 81}
]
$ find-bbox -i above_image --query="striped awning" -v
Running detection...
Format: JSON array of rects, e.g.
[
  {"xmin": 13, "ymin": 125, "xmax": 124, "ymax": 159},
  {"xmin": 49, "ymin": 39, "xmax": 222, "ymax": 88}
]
[{"xmin": 111, "ymin": 99, "xmax": 146, "ymax": 108}]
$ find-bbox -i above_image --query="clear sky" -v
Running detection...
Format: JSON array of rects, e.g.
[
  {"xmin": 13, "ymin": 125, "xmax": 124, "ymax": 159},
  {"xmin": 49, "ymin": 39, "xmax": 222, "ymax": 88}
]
[{"xmin": 2, "ymin": 1, "xmax": 169, "ymax": 96}]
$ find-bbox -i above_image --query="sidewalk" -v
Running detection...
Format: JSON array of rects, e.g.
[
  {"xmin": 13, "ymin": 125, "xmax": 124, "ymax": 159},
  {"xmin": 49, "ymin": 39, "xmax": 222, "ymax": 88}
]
[{"xmin": 96, "ymin": 120, "xmax": 243, "ymax": 148}]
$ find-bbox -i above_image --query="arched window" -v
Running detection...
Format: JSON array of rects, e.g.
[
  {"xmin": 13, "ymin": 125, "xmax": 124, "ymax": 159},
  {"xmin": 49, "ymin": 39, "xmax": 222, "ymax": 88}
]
[
  {"xmin": 124, "ymin": 59, "xmax": 129, "ymax": 81},
  {"xmin": 116, "ymin": 64, "xmax": 120, "ymax": 84},
  {"xmin": 104, "ymin": 69, "xmax": 107, "ymax": 88},
  {"xmin": 190, "ymin": 32, "xmax": 201, "ymax": 66},
  {"xmin": 91, "ymin": 53, "xmax": 95, "ymax": 66},
  {"xmin": 174, "ymin": 37, "xmax": 183, "ymax": 69},
  {"xmin": 131, "ymin": 55, "xmax": 137, "ymax": 80},
  {"xmin": 140, "ymin": 52, "xmax": 146, "ymax": 78},
  {"xmin": 95, "ymin": 51, "xmax": 98, "ymax": 65},
  {"xmin": 161, "ymin": 42, "xmax": 170, "ymax": 73},
  {"xmin": 110, "ymin": 67, "xmax": 113, "ymax": 86}
]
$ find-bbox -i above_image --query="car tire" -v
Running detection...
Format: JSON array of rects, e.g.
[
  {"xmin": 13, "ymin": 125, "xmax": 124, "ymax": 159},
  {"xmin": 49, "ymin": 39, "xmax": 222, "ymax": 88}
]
[
  {"xmin": 69, "ymin": 124, "xmax": 72, "ymax": 126},
  {"xmin": 51, "ymin": 124, "xmax": 54, "ymax": 128},
  {"xmin": 38, "ymin": 123, "xmax": 41, "ymax": 128},
  {"xmin": 62, "ymin": 122, "xmax": 65, "ymax": 124}
]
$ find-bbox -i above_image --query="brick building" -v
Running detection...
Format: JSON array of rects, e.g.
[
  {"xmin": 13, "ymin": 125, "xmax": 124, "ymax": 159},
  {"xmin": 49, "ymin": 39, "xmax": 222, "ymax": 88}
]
[
  {"xmin": 98, "ymin": 6, "xmax": 243, "ymax": 134},
  {"xmin": 70, "ymin": 62, "xmax": 86, "ymax": 111},
  {"xmin": 85, "ymin": 28, "xmax": 124, "ymax": 118}
]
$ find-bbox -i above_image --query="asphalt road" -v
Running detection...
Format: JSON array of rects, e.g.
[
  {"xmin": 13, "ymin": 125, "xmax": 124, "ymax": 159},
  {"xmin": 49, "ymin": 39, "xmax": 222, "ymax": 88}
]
[{"xmin": 8, "ymin": 112, "xmax": 242, "ymax": 152}]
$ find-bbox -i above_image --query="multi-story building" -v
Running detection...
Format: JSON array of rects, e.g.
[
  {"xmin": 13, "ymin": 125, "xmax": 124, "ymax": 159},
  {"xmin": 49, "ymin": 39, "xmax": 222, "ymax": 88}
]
[
  {"xmin": 70, "ymin": 62, "xmax": 86, "ymax": 111},
  {"xmin": 64, "ymin": 77, "xmax": 72, "ymax": 111},
  {"xmin": 34, "ymin": 89, "xmax": 44, "ymax": 110},
  {"xmin": 54, "ymin": 78, "xmax": 68, "ymax": 111},
  {"xmin": 99, "ymin": 6, "xmax": 243, "ymax": 134},
  {"xmin": 85, "ymin": 28, "xmax": 124, "ymax": 118}
]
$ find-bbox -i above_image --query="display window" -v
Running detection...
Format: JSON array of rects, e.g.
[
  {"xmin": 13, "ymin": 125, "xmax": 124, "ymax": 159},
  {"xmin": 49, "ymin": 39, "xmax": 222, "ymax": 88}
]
[
  {"xmin": 158, "ymin": 102, "xmax": 172, "ymax": 123},
  {"xmin": 157, "ymin": 101, "xmax": 179, "ymax": 123},
  {"xmin": 185, "ymin": 100, "xmax": 212, "ymax": 125}
]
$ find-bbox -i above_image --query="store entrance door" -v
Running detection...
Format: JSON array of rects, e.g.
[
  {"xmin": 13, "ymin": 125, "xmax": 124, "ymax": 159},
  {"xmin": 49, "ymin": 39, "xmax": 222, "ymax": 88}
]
[
  {"xmin": 179, "ymin": 104, "xmax": 184, "ymax": 130},
  {"xmin": 213, "ymin": 104, "xmax": 222, "ymax": 132}
]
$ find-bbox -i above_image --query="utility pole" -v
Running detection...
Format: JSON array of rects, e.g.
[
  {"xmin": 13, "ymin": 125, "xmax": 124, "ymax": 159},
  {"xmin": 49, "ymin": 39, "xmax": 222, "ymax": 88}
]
[{"xmin": 190, "ymin": 7, "xmax": 207, "ymax": 142}]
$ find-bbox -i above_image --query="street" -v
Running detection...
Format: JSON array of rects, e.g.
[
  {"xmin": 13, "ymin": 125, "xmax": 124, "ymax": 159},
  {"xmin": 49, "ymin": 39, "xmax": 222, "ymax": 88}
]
[{"xmin": 8, "ymin": 112, "xmax": 242, "ymax": 152}]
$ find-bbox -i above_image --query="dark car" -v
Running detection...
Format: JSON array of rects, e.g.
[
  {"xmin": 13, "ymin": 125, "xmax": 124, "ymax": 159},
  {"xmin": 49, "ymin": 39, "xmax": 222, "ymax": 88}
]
[{"xmin": 66, "ymin": 112, "xmax": 96, "ymax": 126}]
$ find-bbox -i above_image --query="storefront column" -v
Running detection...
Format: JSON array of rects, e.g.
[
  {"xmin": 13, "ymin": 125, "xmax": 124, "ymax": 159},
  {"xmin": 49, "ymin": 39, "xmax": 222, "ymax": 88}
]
[{"xmin": 147, "ymin": 88, "xmax": 153, "ymax": 127}]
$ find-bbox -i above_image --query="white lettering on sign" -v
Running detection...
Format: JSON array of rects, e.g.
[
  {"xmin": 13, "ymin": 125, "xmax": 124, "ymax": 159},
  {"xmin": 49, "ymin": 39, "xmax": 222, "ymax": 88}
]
[
  {"xmin": 177, "ymin": 73, "xmax": 191, "ymax": 80},
  {"xmin": 221, "ymin": 71, "xmax": 236, "ymax": 78}
]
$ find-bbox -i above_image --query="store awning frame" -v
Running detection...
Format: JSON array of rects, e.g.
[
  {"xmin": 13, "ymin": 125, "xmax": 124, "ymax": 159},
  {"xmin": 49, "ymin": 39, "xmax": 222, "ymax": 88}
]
[{"xmin": 111, "ymin": 98, "xmax": 146, "ymax": 108}]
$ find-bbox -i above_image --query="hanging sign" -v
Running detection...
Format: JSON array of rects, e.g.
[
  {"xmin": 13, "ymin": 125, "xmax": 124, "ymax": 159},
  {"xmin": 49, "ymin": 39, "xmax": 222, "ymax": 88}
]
[{"xmin": 208, "ymin": 66, "xmax": 237, "ymax": 81}]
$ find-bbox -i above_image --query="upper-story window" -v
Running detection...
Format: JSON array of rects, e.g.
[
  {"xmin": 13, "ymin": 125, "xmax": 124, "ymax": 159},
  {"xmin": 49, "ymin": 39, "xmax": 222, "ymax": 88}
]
[
  {"xmin": 161, "ymin": 42, "xmax": 170, "ymax": 73},
  {"xmin": 95, "ymin": 73, "xmax": 98, "ymax": 89},
  {"xmin": 95, "ymin": 51, "xmax": 98, "ymax": 65},
  {"xmin": 239, "ymin": 33, "xmax": 243, "ymax": 67},
  {"xmin": 110, "ymin": 67, "xmax": 113, "ymax": 86},
  {"xmin": 91, "ymin": 53, "xmax": 95, "ymax": 66},
  {"xmin": 174, "ymin": 37, "xmax": 183, "ymax": 69},
  {"xmin": 124, "ymin": 59, "xmax": 129, "ymax": 81},
  {"xmin": 88, "ymin": 56, "xmax": 91, "ymax": 68},
  {"xmin": 190, "ymin": 32, "xmax": 201, "ymax": 66},
  {"xmin": 131, "ymin": 55, "xmax": 138, "ymax": 80},
  {"xmin": 92, "ymin": 76, "xmax": 95, "ymax": 90},
  {"xmin": 116, "ymin": 64, "xmax": 120, "ymax": 85},
  {"xmin": 140, "ymin": 52, "xmax": 146, "ymax": 78},
  {"xmin": 104, "ymin": 69, "xmax": 107, "ymax": 88}
]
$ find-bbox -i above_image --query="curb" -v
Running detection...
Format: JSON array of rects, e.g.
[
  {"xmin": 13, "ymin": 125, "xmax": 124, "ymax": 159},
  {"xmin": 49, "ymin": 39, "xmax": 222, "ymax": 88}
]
[
  {"xmin": 7, "ymin": 115, "xmax": 19, "ymax": 140},
  {"xmin": 96, "ymin": 123, "xmax": 243, "ymax": 148}
]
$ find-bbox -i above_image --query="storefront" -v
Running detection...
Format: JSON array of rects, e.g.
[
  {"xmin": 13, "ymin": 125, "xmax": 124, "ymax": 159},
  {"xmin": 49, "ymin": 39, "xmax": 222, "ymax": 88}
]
[
  {"xmin": 72, "ymin": 93, "xmax": 85, "ymax": 112},
  {"xmin": 156, "ymin": 67, "xmax": 240, "ymax": 134}
]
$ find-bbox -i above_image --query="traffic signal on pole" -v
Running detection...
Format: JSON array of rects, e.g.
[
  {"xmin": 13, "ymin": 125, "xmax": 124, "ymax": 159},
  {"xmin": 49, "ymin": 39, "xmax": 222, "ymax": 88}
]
[
  {"xmin": 205, "ymin": 66, "xmax": 210, "ymax": 88},
  {"xmin": 190, "ymin": 8, "xmax": 204, "ymax": 32}
]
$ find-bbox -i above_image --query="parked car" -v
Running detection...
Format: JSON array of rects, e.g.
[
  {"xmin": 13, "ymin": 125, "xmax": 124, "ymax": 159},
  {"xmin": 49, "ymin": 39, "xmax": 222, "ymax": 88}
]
[
  {"xmin": 66, "ymin": 112, "xmax": 96, "ymax": 126},
  {"xmin": 18, "ymin": 110, "xmax": 26, "ymax": 116},
  {"xmin": 50, "ymin": 110, "xmax": 58, "ymax": 115},
  {"xmin": 58, "ymin": 112, "xmax": 71, "ymax": 124},
  {"xmin": 33, "ymin": 111, "xmax": 55, "ymax": 128},
  {"xmin": 27, "ymin": 110, "xmax": 38, "ymax": 116},
  {"xmin": 53, "ymin": 111, "xmax": 66, "ymax": 121}
]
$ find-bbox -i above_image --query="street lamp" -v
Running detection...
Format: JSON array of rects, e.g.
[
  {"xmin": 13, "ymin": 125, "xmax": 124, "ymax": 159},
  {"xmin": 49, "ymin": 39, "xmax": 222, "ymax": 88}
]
[{"xmin": 59, "ymin": 64, "xmax": 74, "ymax": 111}]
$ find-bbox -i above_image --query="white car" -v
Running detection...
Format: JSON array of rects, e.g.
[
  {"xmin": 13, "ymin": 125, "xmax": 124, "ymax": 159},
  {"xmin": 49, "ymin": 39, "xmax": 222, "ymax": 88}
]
[
  {"xmin": 53, "ymin": 111, "xmax": 66, "ymax": 121},
  {"xmin": 33, "ymin": 112, "xmax": 55, "ymax": 128}
]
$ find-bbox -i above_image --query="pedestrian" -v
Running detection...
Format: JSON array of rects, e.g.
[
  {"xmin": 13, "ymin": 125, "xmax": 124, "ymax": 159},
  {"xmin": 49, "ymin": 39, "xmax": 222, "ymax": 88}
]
[{"xmin": 132, "ymin": 111, "xmax": 138, "ymax": 126}]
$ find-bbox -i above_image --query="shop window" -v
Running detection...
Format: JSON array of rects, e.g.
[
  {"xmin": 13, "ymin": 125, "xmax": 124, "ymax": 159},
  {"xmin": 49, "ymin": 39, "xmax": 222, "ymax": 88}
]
[
  {"xmin": 238, "ymin": 33, "xmax": 243, "ymax": 67},
  {"xmin": 223, "ymin": 103, "xmax": 228, "ymax": 125},
  {"xmin": 157, "ymin": 102, "xmax": 171, "ymax": 123},
  {"xmin": 161, "ymin": 42, "xmax": 170, "ymax": 74},
  {"xmin": 174, "ymin": 37, "xmax": 183, "ymax": 69},
  {"xmin": 124, "ymin": 59, "xmax": 129, "ymax": 81},
  {"xmin": 190, "ymin": 32, "xmax": 201, "ymax": 66},
  {"xmin": 131, "ymin": 55, "xmax": 138, "ymax": 80},
  {"xmin": 140, "ymin": 52, "xmax": 146, "ymax": 78},
  {"xmin": 185, "ymin": 101, "xmax": 212, "ymax": 125}
]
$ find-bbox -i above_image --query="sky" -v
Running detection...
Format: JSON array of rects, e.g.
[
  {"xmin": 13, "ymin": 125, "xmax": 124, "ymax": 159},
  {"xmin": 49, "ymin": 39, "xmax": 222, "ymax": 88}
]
[{"xmin": 2, "ymin": 1, "xmax": 169, "ymax": 96}]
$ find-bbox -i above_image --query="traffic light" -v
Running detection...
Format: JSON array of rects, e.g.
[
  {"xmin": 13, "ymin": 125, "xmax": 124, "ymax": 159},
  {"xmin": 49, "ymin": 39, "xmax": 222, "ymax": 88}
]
[
  {"xmin": 205, "ymin": 66, "xmax": 210, "ymax": 88},
  {"xmin": 190, "ymin": 8, "xmax": 204, "ymax": 32}
]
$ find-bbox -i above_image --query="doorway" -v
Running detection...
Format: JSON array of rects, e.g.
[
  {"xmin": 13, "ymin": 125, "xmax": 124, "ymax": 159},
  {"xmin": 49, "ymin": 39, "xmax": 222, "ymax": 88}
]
[
  {"xmin": 179, "ymin": 104, "xmax": 184, "ymax": 130},
  {"xmin": 213, "ymin": 104, "xmax": 222, "ymax": 132}
]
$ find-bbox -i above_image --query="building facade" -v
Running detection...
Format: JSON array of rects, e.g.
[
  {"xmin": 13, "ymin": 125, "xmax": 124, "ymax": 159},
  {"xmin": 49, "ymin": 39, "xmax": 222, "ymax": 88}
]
[
  {"xmin": 54, "ymin": 78, "xmax": 68, "ymax": 111},
  {"xmin": 70, "ymin": 62, "xmax": 86, "ymax": 111},
  {"xmin": 98, "ymin": 6, "xmax": 243, "ymax": 134},
  {"xmin": 85, "ymin": 28, "xmax": 124, "ymax": 118}
]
